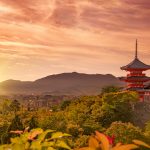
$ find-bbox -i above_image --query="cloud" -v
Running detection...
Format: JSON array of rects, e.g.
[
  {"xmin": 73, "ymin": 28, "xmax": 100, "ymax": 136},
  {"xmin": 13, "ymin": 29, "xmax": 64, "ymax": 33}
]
[{"xmin": 0, "ymin": 0, "xmax": 149, "ymax": 81}]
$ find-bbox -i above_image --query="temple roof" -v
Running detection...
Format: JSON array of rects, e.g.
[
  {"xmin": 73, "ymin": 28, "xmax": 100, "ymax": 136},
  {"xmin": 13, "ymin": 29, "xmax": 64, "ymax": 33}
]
[
  {"xmin": 121, "ymin": 40, "xmax": 150, "ymax": 71},
  {"xmin": 126, "ymin": 87, "xmax": 150, "ymax": 91},
  {"xmin": 122, "ymin": 76, "xmax": 150, "ymax": 81},
  {"xmin": 121, "ymin": 58, "xmax": 150, "ymax": 70}
]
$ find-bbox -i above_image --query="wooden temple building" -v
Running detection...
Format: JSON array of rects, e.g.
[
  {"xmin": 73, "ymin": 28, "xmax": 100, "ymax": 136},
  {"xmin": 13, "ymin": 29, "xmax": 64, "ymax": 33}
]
[{"xmin": 120, "ymin": 40, "xmax": 150, "ymax": 101}]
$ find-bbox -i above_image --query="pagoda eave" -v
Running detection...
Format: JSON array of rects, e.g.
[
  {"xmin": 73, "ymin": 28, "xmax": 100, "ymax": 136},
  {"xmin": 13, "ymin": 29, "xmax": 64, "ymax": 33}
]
[
  {"xmin": 121, "ymin": 68, "xmax": 149, "ymax": 71},
  {"xmin": 125, "ymin": 80, "xmax": 150, "ymax": 82}
]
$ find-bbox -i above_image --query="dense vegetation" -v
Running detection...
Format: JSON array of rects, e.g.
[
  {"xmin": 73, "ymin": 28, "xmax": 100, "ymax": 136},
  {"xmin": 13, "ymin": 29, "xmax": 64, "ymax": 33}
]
[{"xmin": 0, "ymin": 87, "xmax": 149, "ymax": 149}]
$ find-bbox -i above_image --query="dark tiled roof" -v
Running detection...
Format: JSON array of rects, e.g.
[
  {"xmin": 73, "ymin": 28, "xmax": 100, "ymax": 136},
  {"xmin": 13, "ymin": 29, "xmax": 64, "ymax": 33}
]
[
  {"xmin": 124, "ymin": 76, "xmax": 150, "ymax": 81},
  {"xmin": 126, "ymin": 87, "xmax": 145, "ymax": 91},
  {"xmin": 121, "ymin": 58, "xmax": 150, "ymax": 70}
]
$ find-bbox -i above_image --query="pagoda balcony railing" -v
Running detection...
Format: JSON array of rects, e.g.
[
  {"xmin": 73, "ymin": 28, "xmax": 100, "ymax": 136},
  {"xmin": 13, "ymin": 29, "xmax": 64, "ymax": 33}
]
[
  {"xmin": 127, "ymin": 73, "xmax": 145, "ymax": 77},
  {"xmin": 127, "ymin": 84, "xmax": 144, "ymax": 88}
]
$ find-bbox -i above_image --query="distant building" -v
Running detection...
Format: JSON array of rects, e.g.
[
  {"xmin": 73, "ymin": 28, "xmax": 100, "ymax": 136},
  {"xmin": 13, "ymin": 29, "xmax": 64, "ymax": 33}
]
[{"xmin": 120, "ymin": 40, "xmax": 150, "ymax": 101}]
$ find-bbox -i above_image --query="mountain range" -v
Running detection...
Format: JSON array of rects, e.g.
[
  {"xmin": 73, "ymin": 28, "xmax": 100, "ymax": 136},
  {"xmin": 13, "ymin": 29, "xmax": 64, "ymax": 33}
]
[{"xmin": 0, "ymin": 72, "xmax": 124, "ymax": 95}]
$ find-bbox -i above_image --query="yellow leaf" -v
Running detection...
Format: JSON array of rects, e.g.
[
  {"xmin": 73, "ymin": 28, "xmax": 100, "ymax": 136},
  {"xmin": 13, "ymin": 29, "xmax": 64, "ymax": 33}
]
[
  {"xmin": 115, "ymin": 143, "xmax": 122, "ymax": 147},
  {"xmin": 28, "ymin": 128, "xmax": 43, "ymax": 140},
  {"xmin": 112, "ymin": 144, "xmax": 138, "ymax": 150},
  {"xmin": 79, "ymin": 147, "xmax": 94, "ymax": 150},
  {"xmin": 133, "ymin": 140, "xmax": 150, "ymax": 148},
  {"xmin": 89, "ymin": 136, "xmax": 99, "ymax": 149},
  {"xmin": 95, "ymin": 131, "xmax": 109, "ymax": 150}
]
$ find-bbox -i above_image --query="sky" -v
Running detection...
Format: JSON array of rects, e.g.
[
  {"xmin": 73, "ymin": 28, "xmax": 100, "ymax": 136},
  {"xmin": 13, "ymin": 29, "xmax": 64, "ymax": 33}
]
[{"xmin": 0, "ymin": 0, "xmax": 150, "ymax": 81}]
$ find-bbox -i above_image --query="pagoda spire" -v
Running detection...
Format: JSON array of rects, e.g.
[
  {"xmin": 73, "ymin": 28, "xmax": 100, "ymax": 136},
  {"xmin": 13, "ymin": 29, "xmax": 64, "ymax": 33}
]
[{"xmin": 135, "ymin": 39, "xmax": 138, "ymax": 59}]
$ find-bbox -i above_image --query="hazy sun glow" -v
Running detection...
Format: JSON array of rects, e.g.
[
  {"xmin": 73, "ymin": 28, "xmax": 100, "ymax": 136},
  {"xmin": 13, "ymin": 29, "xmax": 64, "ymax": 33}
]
[{"xmin": 0, "ymin": 0, "xmax": 149, "ymax": 81}]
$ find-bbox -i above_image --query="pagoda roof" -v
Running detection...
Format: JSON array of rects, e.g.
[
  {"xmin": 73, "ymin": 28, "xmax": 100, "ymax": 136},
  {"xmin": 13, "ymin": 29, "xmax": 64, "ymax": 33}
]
[
  {"xmin": 121, "ymin": 76, "xmax": 150, "ymax": 82},
  {"xmin": 121, "ymin": 40, "xmax": 150, "ymax": 70},
  {"xmin": 121, "ymin": 58, "xmax": 150, "ymax": 70},
  {"xmin": 126, "ymin": 87, "xmax": 145, "ymax": 91}
]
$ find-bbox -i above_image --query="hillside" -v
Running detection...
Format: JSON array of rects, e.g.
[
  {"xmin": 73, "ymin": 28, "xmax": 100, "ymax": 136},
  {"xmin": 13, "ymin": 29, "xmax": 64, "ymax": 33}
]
[{"xmin": 0, "ymin": 72, "xmax": 123, "ymax": 95}]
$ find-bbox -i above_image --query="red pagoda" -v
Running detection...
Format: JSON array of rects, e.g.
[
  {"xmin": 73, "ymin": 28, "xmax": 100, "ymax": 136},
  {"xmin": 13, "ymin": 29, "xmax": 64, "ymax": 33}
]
[{"xmin": 120, "ymin": 40, "xmax": 150, "ymax": 101}]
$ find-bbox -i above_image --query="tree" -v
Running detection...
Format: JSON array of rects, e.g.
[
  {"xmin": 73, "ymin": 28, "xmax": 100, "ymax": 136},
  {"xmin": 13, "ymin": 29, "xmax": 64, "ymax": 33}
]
[
  {"xmin": 144, "ymin": 121, "xmax": 150, "ymax": 144},
  {"xmin": 145, "ymin": 121, "xmax": 150, "ymax": 133},
  {"xmin": 28, "ymin": 116, "xmax": 39, "ymax": 130},
  {"xmin": 101, "ymin": 86, "xmax": 120, "ymax": 95},
  {"xmin": 60, "ymin": 100, "xmax": 71, "ymax": 110},
  {"xmin": 1, "ymin": 100, "xmax": 11, "ymax": 115},
  {"xmin": 8, "ymin": 115, "xmax": 24, "ymax": 133},
  {"xmin": 99, "ymin": 91, "xmax": 138, "ymax": 127},
  {"xmin": 41, "ymin": 111, "xmax": 67, "ymax": 133},
  {"xmin": 9, "ymin": 100, "xmax": 20, "ymax": 114},
  {"xmin": 0, "ymin": 123, "xmax": 9, "ymax": 144},
  {"xmin": 106, "ymin": 121, "xmax": 144, "ymax": 144}
]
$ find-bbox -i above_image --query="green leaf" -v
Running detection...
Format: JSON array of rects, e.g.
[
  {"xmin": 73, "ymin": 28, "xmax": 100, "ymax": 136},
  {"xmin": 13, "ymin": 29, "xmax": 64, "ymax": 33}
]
[
  {"xmin": 47, "ymin": 147, "xmax": 55, "ymax": 150},
  {"xmin": 30, "ymin": 140, "xmax": 42, "ymax": 150},
  {"xmin": 11, "ymin": 137, "xmax": 21, "ymax": 144},
  {"xmin": 55, "ymin": 140, "xmax": 71, "ymax": 150},
  {"xmin": 20, "ymin": 132, "xmax": 30, "ymax": 143},
  {"xmin": 28, "ymin": 128, "xmax": 43, "ymax": 140},
  {"xmin": 38, "ymin": 129, "xmax": 54, "ymax": 142},
  {"xmin": 51, "ymin": 132, "xmax": 71, "ymax": 139},
  {"xmin": 25, "ymin": 142, "xmax": 30, "ymax": 149},
  {"xmin": 12, "ymin": 144, "xmax": 25, "ymax": 150},
  {"xmin": 42, "ymin": 141, "xmax": 55, "ymax": 147}
]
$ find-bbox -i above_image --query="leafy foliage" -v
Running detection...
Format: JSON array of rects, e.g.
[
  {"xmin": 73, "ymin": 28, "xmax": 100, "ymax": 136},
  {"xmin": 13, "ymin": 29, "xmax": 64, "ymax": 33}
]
[
  {"xmin": 101, "ymin": 86, "xmax": 120, "ymax": 95},
  {"xmin": 9, "ymin": 100, "xmax": 21, "ymax": 114},
  {"xmin": 8, "ymin": 115, "xmax": 24, "ymax": 132},
  {"xmin": 105, "ymin": 122, "xmax": 144, "ymax": 144},
  {"xmin": 0, "ymin": 90, "xmax": 149, "ymax": 149},
  {"xmin": 0, "ymin": 128, "xmax": 71, "ymax": 150},
  {"xmin": 28, "ymin": 116, "xmax": 39, "ymax": 130},
  {"xmin": 79, "ymin": 131, "xmax": 150, "ymax": 150},
  {"xmin": 100, "ymin": 91, "xmax": 138, "ymax": 126}
]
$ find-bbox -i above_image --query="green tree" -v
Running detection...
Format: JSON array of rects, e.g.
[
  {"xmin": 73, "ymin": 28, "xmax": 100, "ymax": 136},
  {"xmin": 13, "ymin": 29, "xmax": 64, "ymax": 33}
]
[
  {"xmin": 144, "ymin": 121, "xmax": 150, "ymax": 144},
  {"xmin": 9, "ymin": 100, "xmax": 20, "ymax": 114},
  {"xmin": 8, "ymin": 115, "xmax": 24, "ymax": 133},
  {"xmin": 1, "ymin": 100, "xmax": 11, "ymax": 115},
  {"xmin": 66, "ymin": 123, "xmax": 83, "ymax": 138},
  {"xmin": 106, "ymin": 121, "xmax": 144, "ymax": 144},
  {"xmin": 41, "ymin": 111, "xmax": 67, "ymax": 132},
  {"xmin": 28, "ymin": 116, "xmax": 39, "ymax": 130},
  {"xmin": 101, "ymin": 86, "xmax": 120, "ymax": 95},
  {"xmin": 0, "ymin": 123, "xmax": 9, "ymax": 144},
  {"xmin": 60, "ymin": 100, "xmax": 71, "ymax": 110},
  {"xmin": 145, "ymin": 121, "xmax": 150, "ymax": 133},
  {"xmin": 99, "ymin": 91, "xmax": 138, "ymax": 127}
]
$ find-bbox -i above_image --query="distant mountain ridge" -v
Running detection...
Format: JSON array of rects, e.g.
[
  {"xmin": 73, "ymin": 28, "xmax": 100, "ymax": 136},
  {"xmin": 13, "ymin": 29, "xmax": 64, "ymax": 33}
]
[{"xmin": 0, "ymin": 72, "xmax": 124, "ymax": 95}]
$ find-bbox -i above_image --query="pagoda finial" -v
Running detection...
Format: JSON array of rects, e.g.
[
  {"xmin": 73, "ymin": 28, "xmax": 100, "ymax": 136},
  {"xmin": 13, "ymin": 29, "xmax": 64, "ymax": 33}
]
[{"xmin": 135, "ymin": 39, "xmax": 138, "ymax": 59}]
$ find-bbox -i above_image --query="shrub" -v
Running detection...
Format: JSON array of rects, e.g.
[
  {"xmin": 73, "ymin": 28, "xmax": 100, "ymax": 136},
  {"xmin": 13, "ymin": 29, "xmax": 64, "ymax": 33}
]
[
  {"xmin": 0, "ymin": 128, "xmax": 71, "ymax": 150},
  {"xmin": 105, "ymin": 121, "xmax": 144, "ymax": 144}
]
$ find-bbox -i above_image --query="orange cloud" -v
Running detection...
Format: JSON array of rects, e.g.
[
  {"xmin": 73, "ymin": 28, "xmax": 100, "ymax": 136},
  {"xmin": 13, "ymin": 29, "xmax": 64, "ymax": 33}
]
[{"xmin": 0, "ymin": 0, "xmax": 149, "ymax": 81}]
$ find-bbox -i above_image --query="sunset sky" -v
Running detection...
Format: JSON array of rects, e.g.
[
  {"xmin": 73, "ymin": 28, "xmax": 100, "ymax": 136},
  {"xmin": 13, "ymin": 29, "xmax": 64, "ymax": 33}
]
[{"xmin": 0, "ymin": 0, "xmax": 150, "ymax": 81}]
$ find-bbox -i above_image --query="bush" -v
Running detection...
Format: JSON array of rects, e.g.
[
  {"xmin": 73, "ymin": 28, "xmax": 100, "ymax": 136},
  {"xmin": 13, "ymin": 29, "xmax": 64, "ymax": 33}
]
[
  {"xmin": 105, "ymin": 121, "xmax": 144, "ymax": 144},
  {"xmin": 0, "ymin": 128, "xmax": 71, "ymax": 150}
]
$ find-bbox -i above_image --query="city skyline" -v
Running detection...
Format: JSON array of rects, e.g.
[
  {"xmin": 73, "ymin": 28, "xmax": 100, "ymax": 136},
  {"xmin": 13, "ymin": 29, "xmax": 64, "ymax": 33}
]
[{"xmin": 0, "ymin": 0, "xmax": 150, "ymax": 82}]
